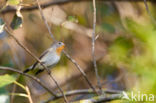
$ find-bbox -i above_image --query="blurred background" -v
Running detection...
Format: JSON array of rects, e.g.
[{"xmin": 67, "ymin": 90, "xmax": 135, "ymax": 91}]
[{"xmin": 0, "ymin": 0, "xmax": 156, "ymax": 103}]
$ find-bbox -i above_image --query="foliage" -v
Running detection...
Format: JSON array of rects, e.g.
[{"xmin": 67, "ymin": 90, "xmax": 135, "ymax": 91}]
[
  {"xmin": 1, "ymin": 0, "xmax": 156, "ymax": 103},
  {"xmin": 0, "ymin": 74, "xmax": 16, "ymax": 88}
]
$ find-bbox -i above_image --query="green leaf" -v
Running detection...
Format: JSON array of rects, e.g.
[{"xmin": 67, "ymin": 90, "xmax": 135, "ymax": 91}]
[
  {"xmin": 7, "ymin": 0, "xmax": 20, "ymax": 6},
  {"xmin": 0, "ymin": 74, "xmax": 16, "ymax": 88},
  {"xmin": 10, "ymin": 14, "xmax": 22, "ymax": 29}
]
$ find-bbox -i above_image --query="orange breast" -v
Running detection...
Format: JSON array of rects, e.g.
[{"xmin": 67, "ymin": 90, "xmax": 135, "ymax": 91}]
[{"xmin": 56, "ymin": 45, "xmax": 65, "ymax": 55}]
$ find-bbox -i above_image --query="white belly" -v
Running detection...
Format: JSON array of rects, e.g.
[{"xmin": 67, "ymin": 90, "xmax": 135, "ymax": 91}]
[{"xmin": 37, "ymin": 52, "xmax": 60, "ymax": 69}]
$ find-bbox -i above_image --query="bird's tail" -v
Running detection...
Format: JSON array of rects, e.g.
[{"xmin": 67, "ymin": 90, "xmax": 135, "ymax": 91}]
[{"xmin": 23, "ymin": 66, "xmax": 33, "ymax": 73}]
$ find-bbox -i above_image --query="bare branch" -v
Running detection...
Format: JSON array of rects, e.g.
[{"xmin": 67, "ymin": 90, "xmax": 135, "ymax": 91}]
[
  {"xmin": 5, "ymin": 28, "xmax": 50, "ymax": 73},
  {"xmin": 92, "ymin": 0, "xmax": 102, "ymax": 92},
  {"xmin": 1, "ymin": 0, "xmax": 84, "ymax": 13},
  {"xmin": 35, "ymin": 0, "xmax": 56, "ymax": 41},
  {"xmin": 35, "ymin": 0, "xmax": 68, "ymax": 102},
  {"xmin": 4, "ymin": 28, "xmax": 69, "ymax": 101},
  {"xmin": 25, "ymin": 86, "xmax": 33, "ymax": 103},
  {"xmin": 32, "ymin": 0, "xmax": 99, "ymax": 95},
  {"xmin": 0, "ymin": 66, "xmax": 122, "ymax": 103},
  {"xmin": 0, "ymin": 65, "xmax": 122, "ymax": 103},
  {"xmin": 44, "ymin": 89, "xmax": 122, "ymax": 103},
  {"xmin": 72, "ymin": 94, "xmax": 121, "ymax": 103},
  {"xmin": 143, "ymin": 0, "xmax": 156, "ymax": 25},
  {"xmin": 48, "ymin": 74, "xmax": 69, "ymax": 102},
  {"xmin": 10, "ymin": 82, "xmax": 17, "ymax": 103},
  {"xmin": 0, "ymin": 66, "xmax": 57, "ymax": 97},
  {"xmin": 1, "ymin": 0, "xmax": 156, "ymax": 14},
  {"xmin": 63, "ymin": 51, "xmax": 99, "ymax": 95}
]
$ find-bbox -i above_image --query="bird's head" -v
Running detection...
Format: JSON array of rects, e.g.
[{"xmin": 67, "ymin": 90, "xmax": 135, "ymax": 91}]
[{"xmin": 51, "ymin": 42, "xmax": 65, "ymax": 55}]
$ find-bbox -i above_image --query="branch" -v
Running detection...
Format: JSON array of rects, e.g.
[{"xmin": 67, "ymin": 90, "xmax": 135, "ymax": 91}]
[
  {"xmin": 63, "ymin": 51, "xmax": 99, "ymax": 95},
  {"xmin": 1, "ymin": 0, "xmax": 92, "ymax": 14},
  {"xmin": 35, "ymin": 0, "xmax": 68, "ymax": 102},
  {"xmin": 143, "ymin": 0, "xmax": 156, "ymax": 25},
  {"xmin": 0, "ymin": 66, "xmax": 123, "ymax": 103},
  {"xmin": 72, "ymin": 94, "xmax": 121, "ymax": 103},
  {"xmin": 35, "ymin": 0, "xmax": 56, "ymax": 41},
  {"xmin": 5, "ymin": 28, "xmax": 68, "ymax": 103},
  {"xmin": 92, "ymin": 0, "xmax": 102, "ymax": 92},
  {"xmin": 32, "ymin": 0, "xmax": 98, "ymax": 96},
  {"xmin": 10, "ymin": 82, "xmax": 17, "ymax": 103},
  {"xmin": 4, "ymin": 28, "xmax": 66, "ymax": 100},
  {"xmin": 1, "ymin": 0, "xmax": 156, "ymax": 14},
  {"xmin": 25, "ymin": 86, "xmax": 33, "ymax": 103},
  {"xmin": 44, "ymin": 89, "xmax": 122, "ymax": 103},
  {"xmin": 0, "ymin": 66, "xmax": 57, "ymax": 97}
]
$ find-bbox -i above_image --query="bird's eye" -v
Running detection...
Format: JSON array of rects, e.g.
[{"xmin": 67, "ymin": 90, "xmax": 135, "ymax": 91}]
[{"xmin": 58, "ymin": 42, "xmax": 61, "ymax": 45}]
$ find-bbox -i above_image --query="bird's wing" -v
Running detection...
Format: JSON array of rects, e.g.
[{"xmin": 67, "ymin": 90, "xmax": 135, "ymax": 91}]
[{"xmin": 31, "ymin": 48, "xmax": 51, "ymax": 70}]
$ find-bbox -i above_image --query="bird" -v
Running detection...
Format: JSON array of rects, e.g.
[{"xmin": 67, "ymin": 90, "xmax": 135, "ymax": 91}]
[{"xmin": 23, "ymin": 42, "xmax": 65, "ymax": 75}]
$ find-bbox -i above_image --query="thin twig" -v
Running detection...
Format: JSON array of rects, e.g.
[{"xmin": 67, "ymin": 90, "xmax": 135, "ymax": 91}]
[
  {"xmin": 5, "ymin": 27, "xmax": 69, "ymax": 103},
  {"xmin": 10, "ymin": 83, "xmax": 17, "ymax": 103},
  {"xmin": 48, "ymin": 73, "xmax": 69, "ymax": 103},
  {"xmin": 5, "ymin": 28, "xmax": 50, "ymax": 72},
  {"xmin": 1, "ymin": 0, "xmax": 156, "ymax": 13},
  {"xmin": 0, "ymin": 66, "xmax": 57, "ymax": 97},
  {"xmin": 0, "ymin": 66, "xmax": 122, "ymax": 103},
  {"xmin": 10, "ymin": 75, "xmax": 22, "ymax": 103},
  {"xmin": 33, "ymin": 0, "xmax": 98, "ymax": 95},
  {"xmin": 35, "ymin": 0, "xmax": 68, "ymax": 102},
  {"xmin": 63, "ymin": 51, "xmax": 99, "ymax": 95},
  {"xmin": 35, "ymin": 0, "xmax": 56, "ymax": 41},
  {"xmin": 1, "ymin": 0, "xmax": 86, "ymax": 13},
  {"xmin": 44, "ymin": 89, "xmax": 122, "ymax": 103},
  {"xmin": 72, "ymin": 94, "xmax": 121, "ymax": 103},
  {"xmin": 144, "ymin": 0, "xmax": 156, "ymax": 25},
  {"xmin": 92, "ymin": 0, "xmax": 102, "ymax": 92},
  {"xmin": 25, "ymin": 86, "xmax": 33, "ymax": 103}
]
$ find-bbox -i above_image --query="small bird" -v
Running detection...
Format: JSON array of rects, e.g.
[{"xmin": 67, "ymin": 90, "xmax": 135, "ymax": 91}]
[{"xmin": 24, "ymin": 42, "xmax": 65, "ymax": 75}]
